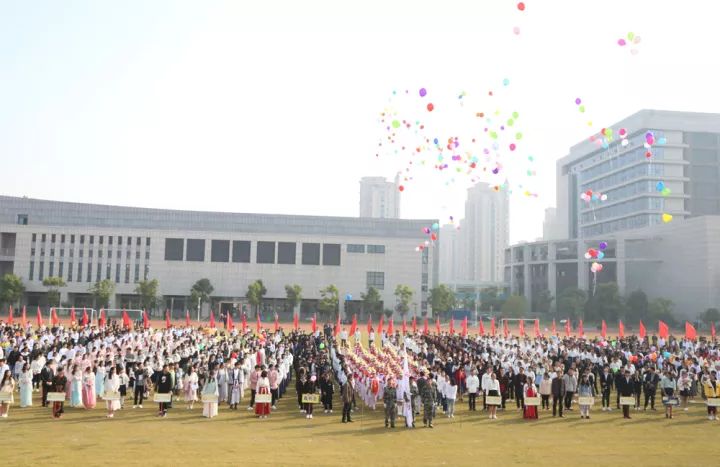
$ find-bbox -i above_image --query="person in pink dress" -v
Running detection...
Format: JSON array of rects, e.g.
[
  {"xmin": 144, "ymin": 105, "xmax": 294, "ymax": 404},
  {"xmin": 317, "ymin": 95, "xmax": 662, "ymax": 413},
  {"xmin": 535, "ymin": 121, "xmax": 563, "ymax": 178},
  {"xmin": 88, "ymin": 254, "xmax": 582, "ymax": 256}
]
[
  {"xmin": 523, "ymin": 376, "xmax": 538, "ymax": 420},
  {"xmin": 82, "ymin": 367, "xmax": 96, "ymax": 409},
  {"xmin": 255, "ymin": 370, "xmax": 271, "ymax": 419}
]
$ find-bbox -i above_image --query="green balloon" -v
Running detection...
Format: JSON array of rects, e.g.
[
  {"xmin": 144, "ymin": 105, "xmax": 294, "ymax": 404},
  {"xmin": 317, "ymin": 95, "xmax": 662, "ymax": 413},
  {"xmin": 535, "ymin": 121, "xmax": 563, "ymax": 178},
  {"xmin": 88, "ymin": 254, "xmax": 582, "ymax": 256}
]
[
  {"xmin": 392, "ymin": 120, "xmax": 400, "ymax": 128},
  {"xmin": 319, "ymin": 343, "xmax": 325, "ymax": 349}
]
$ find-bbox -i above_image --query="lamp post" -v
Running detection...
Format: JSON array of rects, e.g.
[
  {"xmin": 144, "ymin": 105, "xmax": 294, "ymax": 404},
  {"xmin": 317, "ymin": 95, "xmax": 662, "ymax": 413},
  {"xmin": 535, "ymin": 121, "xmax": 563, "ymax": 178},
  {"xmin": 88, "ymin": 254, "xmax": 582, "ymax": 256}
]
[{"xmin": 196, "ymin": 296, "xmax": 201, "ymax": 322}]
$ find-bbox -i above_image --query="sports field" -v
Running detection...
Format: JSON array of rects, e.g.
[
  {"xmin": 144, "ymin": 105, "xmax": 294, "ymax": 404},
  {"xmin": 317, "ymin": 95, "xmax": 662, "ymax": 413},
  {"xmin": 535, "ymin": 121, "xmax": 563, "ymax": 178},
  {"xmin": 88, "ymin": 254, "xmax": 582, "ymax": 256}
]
[{"xmin": 4, "ymin": 386, "xmax": 719, "ymax": 467}]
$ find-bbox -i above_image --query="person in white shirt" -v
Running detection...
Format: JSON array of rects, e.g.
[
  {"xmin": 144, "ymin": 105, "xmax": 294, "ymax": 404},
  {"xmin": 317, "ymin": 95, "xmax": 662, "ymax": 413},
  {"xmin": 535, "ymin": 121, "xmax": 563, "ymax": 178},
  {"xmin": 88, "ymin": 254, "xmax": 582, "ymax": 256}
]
[
  {"xmin": 445, "ymin": 378, "xmax": 458, "ymax": 418},
  {"xmin": 481, "ymin": 368, "xmax": 493, "ymax": 410},
  {"xmin": 485, "ymin": 372, "xmax": 501, "ymax": 419},
  {"xmin": 466, "ymin": 369, "xmax": 480, "ymax": 411}
]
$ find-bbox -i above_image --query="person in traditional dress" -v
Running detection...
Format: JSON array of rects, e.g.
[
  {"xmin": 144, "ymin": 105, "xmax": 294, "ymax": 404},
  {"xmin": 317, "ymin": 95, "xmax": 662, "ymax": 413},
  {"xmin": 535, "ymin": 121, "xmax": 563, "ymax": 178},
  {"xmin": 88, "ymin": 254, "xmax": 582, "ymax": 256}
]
[
  {"xmin": 52, "ymin": 367, "xmax": 68, "ymax": 419},
  {"xmin": 94, "ymin": 363, "xmax": 105, "ymax": 400},
  {"xmin": 19, "ymin": 363, "xmax": 33, "ymax": 408},
  {"xmin": 202, "ymin": 370, "xmax": 219, "ymax": 419},
  {"xmin": 255, "ymin": 370, "xmax": 271, "ymax": 419},
  {"xmin": 216, "ymin": 363, "xmax": 228, "ymax": 404},
  {"xmin": 523, "ymin": 375, "xmax": 538, "ymax": 420},
  {"xmin": 70, "ymin": 364, "xmax": 83, "ymax": 408},
  {"xmin": 578, "ymin": 373, "xmax": 594, "ymax": 419},
  {"xmin": 660, "ymin": 370, "xmax": 676, "ymax": 419},
  {"xmin": 104, "ymin": 367, "xmax": 121, "ymax": 418},
  {"xmin": 82, "ymin": 366, "xmax": 96, "ymax": 409},
  {"xmin": 0, "ymin": 370, "xmax": 14, "ymax": 417},
  {"xmin": 229, "ymin": 361, "xmax": 243, "ymax": 410},
  {"xmin": 184, "ymin": 366, "xmax": 199, "ymax": 410}
]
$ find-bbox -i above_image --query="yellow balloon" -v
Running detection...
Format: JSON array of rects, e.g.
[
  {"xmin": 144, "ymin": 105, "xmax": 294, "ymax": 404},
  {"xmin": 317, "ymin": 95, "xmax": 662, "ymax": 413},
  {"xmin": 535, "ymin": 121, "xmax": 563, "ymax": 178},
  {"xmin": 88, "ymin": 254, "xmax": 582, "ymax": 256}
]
[{"xmin": 662, "ymin": 213, "xmax": 673, "ymax": 223}]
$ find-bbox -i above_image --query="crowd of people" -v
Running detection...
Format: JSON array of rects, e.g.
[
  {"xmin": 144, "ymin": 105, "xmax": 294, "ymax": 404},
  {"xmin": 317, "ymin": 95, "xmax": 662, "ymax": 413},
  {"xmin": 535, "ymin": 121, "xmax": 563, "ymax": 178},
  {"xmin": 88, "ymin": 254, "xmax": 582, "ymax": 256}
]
[{"xmin": 0, "ymin": 316, "xmax": 719, "ymax": 427}]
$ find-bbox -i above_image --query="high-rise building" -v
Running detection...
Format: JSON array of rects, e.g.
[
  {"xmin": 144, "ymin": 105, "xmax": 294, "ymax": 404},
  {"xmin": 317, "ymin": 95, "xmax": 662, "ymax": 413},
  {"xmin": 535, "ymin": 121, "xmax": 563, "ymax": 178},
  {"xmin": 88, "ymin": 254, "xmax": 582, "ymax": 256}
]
[
  {"xmin": 438, "ymin": 224, "xmax": 461, "ymax": 283},
  {"xmin": 556, "ymin": 109, "xmax": 720, "ymax": 239},
  {"xmin": 359, "ymin": 175, "xmax": 400, "ymax": 219},
  {"xmin": 542, "ymin": 207, "xmax": 564, "ymax": 240}
]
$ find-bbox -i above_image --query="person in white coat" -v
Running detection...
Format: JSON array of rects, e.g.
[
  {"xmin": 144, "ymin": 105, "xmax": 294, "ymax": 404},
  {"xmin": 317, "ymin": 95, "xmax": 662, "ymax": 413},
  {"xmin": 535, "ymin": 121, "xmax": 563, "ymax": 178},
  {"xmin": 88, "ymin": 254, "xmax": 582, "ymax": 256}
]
[
  {"xmin": 216, "ymin": 363, "xmax": 228, "ymax": 403},
  {"xmin": 466, "ymin": 370, "xmax": 480, "ymax": 411},
  {"xmin": 202, "ymin": 370, "xmax": 219, "ymax": 419},
  {"xmin": 104, "ymin": 367, "xmax": 121, "ymax": 418},
  {"xmin": 485, "ymin": 372, "xmax": 501, "ymax": 420}
]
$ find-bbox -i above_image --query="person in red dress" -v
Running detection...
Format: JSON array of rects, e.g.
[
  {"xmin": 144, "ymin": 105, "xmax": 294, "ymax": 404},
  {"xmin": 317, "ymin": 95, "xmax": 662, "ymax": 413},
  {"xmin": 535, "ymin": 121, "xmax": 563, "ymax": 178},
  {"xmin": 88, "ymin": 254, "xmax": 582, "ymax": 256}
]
[
  {"xmin": 523, "ymin": 375, "xmax": 538, "ymax": 420},
  {"xmin": 255, "ymin": 370, "xmax": 271, "ymax": 419}
]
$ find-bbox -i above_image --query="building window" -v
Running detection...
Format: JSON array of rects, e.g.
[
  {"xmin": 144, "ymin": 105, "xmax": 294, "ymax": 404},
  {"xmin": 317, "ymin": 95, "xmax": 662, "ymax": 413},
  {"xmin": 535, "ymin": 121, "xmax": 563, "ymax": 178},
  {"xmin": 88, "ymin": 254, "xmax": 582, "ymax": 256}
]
[
  {"xmin": 126, "ymin": 250, "xmax": 131, "ymax": 259},
  {"xmin": 87, "ymin": 263, "xmax": 92, "ymax": 282},
  {"xmin": 278, "ymin": 242, "xmax": 297, "ymax": 264},
  {"xmin": 367, "ymin": 245, "xmax": 386, "ymax": 254},
  {"xmin": 67, "ymin": 263, "xmax": 73, "ymax": 282},
  {"xmin": 164, "ymin": 238, "xmax": 184, "ymax": 261},
  {"xmin": 347, "ymin": 244, "xmax": 365, "ymax": 253},
  {"xmin": 257, "ymin": 241, "xmax": 276, "ymax": 264},
  {"xmin": 124, "ymin": 264, "xmax": 130, "ymax": 283},
  {"xmin": 322, "ymin": 244, "xmax": 341, "ymax": 266},
  {"xmin": 118, "ymin": 236, "xmax": 122, "ymax": 245},
  {"xmin": 186, "ymin": 239, "xmax": 205, "ymax": 262},
  {"xmin": 106, "ymin": 263, "xmax": 111, "ymax": 280},
  {"xmin": 60, "ymin": 249, "xmax": 64, "ymax": 257},
  {"xmin": 134, "ymin": 264, "xmax": 140, "ymax": 282},
  {"xmin": 99, "ymin": 236, "xmax": 104, "ymax": 245},
  {"xmin": 145, "ymin": 251, "xmax": 150, "ymax": 260},
  {"xmin": 136, "ymin": 251, "xmax": 140, "ymax": 260},
  {"xmin": 58, "ymin": 262, "xmax": 64, "ymax": 278},
  {"xmin": 17, "ymin": 214, "xmax": 28, "ymax": 225},
  {"xmin": 146, "ymin": 237, "xmax": 151, "ymax": 247},
  {"xmin": 117, "ymin": 250, "xmax": 121, "ymax": 259},
  {"xmin": 40, "ymin": 248, "xmax": 45, "ymax": 256},
  {"xmin": 31, "ymin": 248, "xmax": 35, "ymax": 256},
  {"xmin": 367, "ymin": 271, "xmax": 385, "ymax": 290},
  {"xmin": 51, "ymin": 234, "xmax": 56, "ymax": 243},
  {"xmin": 127, "ymin": 236, "xmax": 131, "ymax": 246},
  {"xmin": 80, "ymin": 235, "xmax": 84, "ymax": 244},
  {"xmin": 79, "ymin": 250, "xmax": 83, "ymax": 258},
  {"xmin": 89, "ymin": 235, "xmax": 94, "ymax": 245},
  {"xmin": 29, "ymin": 262, "xmax": 34, "ymax": 281},
  {"xmin": 50, "ymin": 248, "xmax": 55, "ymax": 257},
  {"xmin": 211, "ymin": 240, "xmax": 230, "ymax": 263},
  {"xmin": 301, "ymin": 243, "xmax": 320, "ymax": 265},
  {"xmin": 38, "ymin": 262, "xmax": 44, "ymax": 281},
  {"xmin": 49, "ymin": 262, "xmax": 54, "ymax": 277},
  {"xmin": 136, "ymin": 237, "xmax": 141, "ymax": 246},
  {"xmin": 77, "ymin": 263, "xmax": 83, "ymax": 282},
  {"xmin": 144, "ymin": 265, "xmax": 149, "ymax": 281},
  {"xmin": 61, "ymin": 234, "xmax": 66, "ymax": 243},
  {"xmin": 70, "ymin": 235, "xmax": 75, "ymax": 244},
  {"xmin": 98, "ymin": 250, "xmax": 103, "ymax": 258},
  {"xmin": 89, "ymin": 250, "xmax": 93, "ymax": 258},
  {"xmin": 96, "ymin": 263, "xmax": 102, "ymax": 282},
  {"xmin": 115, "ymin": 264, "xmax": 120, "ymax": 283},
  {"xmin": 69, "ymin": 249, "xmax": 74, "ymax": 258},
  {"xmin": 231, "ymin": 241, "xmax": 251, "ymax": 263},
  {"xmin": 41, "ymin": 234, "xmax": 46, "ymax": 242},
  {"xmin": 32, "ymin": 233, "xmax": 36, "ymax": 242}
]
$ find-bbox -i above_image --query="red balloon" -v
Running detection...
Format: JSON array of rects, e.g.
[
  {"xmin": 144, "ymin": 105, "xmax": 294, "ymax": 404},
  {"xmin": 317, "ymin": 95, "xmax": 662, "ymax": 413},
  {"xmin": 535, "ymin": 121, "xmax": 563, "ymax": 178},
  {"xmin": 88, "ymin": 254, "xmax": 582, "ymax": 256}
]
[
  {"xmin": 431, "ymin": 233, "xmax": 437, "ymax": 241},
  {"xmin": 517, "ymin": 2, "xmax": 525, "ymax": 11},
  {"xmin": 585, "ymin": 190, "xmax": 592, "ymax": 197},
  {"xmin": 427, "ymin": 103, "xmax": 434, "ymax": 112},
  {"xmin": 398, "ymin": 185, "xmax": 405, "ymax": 192}
]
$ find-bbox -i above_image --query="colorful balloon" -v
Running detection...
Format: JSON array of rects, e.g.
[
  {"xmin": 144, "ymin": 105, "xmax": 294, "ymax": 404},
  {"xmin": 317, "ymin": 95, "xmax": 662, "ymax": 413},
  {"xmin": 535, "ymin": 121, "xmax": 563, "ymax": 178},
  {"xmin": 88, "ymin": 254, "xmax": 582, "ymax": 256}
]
[{"xmin": 419, "ymin": 88, "xmax": 427, "ymax": 97}]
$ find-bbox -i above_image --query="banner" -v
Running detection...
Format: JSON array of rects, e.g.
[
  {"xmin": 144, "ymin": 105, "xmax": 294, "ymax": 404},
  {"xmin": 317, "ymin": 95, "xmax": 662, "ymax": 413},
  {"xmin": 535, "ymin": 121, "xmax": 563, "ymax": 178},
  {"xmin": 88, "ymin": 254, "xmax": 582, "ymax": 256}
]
[
  {"xmin": 485, "ymin": 396, "xmax": 502, "ymax": 406},
  {"xmin": 578, "ymin": 396, "xmax": 594, "ymax": 406},
  {"xmin": 301, "ymin": 394, "xmax": 320, "ymax": 404},
  {"xmin": 619, "ymin": 396, "xmax": 635, "ymax": 406},
  {"xmin": 523, "ymin": 396, "xmax": 541, "ymax": 406},
  {"xmin": 663, "ymin": 397, "xmax": 680, "ymax": 406},
  {"xmin": 46, "ymin": 392, "xmax": 66, "ymax": 402},
  {"xmin": 101, "ymin": 392, "xmax": 121, "ymax": 401},
  {"xmin": 153, "ymin": 393, "xmax": 172, "ymax": 403},
  {"xmin": 202, "ymin": 394, "xmax": 219, "ymax": 403},
  {"xmin": 255, "ymin": 393, "xmax": 272, "ymax": 404}
]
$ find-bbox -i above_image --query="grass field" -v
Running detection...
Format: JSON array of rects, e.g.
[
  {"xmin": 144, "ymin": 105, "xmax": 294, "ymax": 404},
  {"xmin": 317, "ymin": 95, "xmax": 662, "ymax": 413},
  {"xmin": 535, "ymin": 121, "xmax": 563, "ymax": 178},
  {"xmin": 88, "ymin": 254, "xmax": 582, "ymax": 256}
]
[{"xmin": 4, "ymin": 386, "xmax": 720, "ymax": 467}]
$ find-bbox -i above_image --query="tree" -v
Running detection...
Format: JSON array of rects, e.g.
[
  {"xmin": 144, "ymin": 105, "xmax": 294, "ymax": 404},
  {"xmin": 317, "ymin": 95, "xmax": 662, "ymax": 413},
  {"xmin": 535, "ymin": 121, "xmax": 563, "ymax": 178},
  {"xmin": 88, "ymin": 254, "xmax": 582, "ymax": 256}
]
[
  {"xmin": 625, "ymin": 289, "xmax": 649, "ymax": 322},
  {"xmin": 285, "ymin": 284, "xmax": 302, "ymax": 314},
  {"xmin": 0, "ymin": 274, "xmax": 25, "ymax": 308},
  {"xmin": 318, "ymin": 285, "xmax": 339, "ymax": 321},
  {"xmin": 42, "ymin": 276, "xmax": 66, "ymax": 307},
  {"xmin": 479, "ymin": 286, "xmax": 505, "ymax": 313},
  {"xmin": 532, "ymin": 289, "xmax": 553, "ymax": 314},
  {"xmin": 394, "ymin": 284, "xmax": 413, "ymax": 318},
  {"xmin": 501, "ymin": 295, "xmax": 528, "ymax": 318},
  {"xmin": 383, "ymin": 308, "xmax": 394, "ymax": 319},
  {"xmin": 134, "ymin": 279, "xmax": 159, "ymax": 311},
  {"xmin": 429, "ymin": 285, "xmax": 455, "ymax": 318},
  {"xmin": 246, "ymin": 280, "xmax": 267, "ymax": 318},
  {"xmin": 89, "ymin": 279, "xmax": 115, "ymax": 308},
  {"xmin": 361, "ymin": 286, "xmax": 383, "ymax": 320},
  {"xmin": 190, "ymin": 278, "xmax": 214, "ymax": 313},
  {"xmin": 648, "ymin": 298, "xmax": 676, "ymax": 327},
  {"xmin": 701, "ymin": 308, "xmax": 720, "ymax": 326},
  {"xmin": 585, "ymin": 282, "xmax": 625, "ymax": 322},
  {"xmin": 556, "ymin": 287, "xmax": 587, "ymax": 320}
]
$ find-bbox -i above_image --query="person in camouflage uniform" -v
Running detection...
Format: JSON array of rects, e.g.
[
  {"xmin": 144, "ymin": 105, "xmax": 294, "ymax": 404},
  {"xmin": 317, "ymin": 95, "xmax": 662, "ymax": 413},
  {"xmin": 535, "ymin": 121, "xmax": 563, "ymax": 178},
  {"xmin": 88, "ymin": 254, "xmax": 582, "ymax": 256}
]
[
  {"xmin": 421, "ymin": 373, "xmax": 437, "ymax": 428},
  {"xmin": 383, "ymin": 377, "xmax": 397, "ymax": 428}
]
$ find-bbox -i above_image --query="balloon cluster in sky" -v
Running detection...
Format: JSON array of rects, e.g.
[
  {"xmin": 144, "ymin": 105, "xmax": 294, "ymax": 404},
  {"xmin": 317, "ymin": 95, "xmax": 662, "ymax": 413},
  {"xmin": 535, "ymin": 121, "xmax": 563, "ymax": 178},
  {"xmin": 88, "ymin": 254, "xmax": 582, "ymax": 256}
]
[{"xmin": 415, "ymin": 222, "xmax": 440, "ymax": 252}]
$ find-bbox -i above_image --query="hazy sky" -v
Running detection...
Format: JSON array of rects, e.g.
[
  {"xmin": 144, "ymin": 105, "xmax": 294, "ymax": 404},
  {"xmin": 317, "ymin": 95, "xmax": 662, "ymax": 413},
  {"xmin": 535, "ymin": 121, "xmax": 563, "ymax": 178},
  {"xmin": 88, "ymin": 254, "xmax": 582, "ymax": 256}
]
[{"xmin": 2, "ymin": 0, "xmax": 719, "ymax": 243}]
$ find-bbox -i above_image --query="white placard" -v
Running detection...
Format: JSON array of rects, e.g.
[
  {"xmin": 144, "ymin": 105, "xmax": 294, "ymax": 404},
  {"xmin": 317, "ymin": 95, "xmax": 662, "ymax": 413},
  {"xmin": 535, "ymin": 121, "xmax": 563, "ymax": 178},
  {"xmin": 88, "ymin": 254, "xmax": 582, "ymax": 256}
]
[
  {"xmin": 202, "ymin": 394, "xmax": 219, "ymax": 403},
  {"xmin": 101, "ymin": 392, "xmax": 121, "ymax": 401},
  {"xmin": 663, "ymin": 397, "xmax": 679, "ymax": 406},
  {"xmin": 524, "ymin": 396, "xmax": 541, "ymax": 406},
  {"xmin": 619, "ymin": 397, "xmax": 636, "ymax": 406},
  {"xmin": 301, "ymin": 394, "xmax": 320, "ymax": 404},
  {"xmin": 0, "ymin": 392, "xmax": 13, "ymax": 402},
  {"xmin": 254, "ymin": 393, "xmax": 272, "ymax": 404},
  {"xmin": 578, "ymin": 397, "xmax": 594, "ymax": 406},
  {"xmin": 47, "ymin": 392, "xmax": 66, "ymax": 402},
  {"xmin": 153, "ymin": 393, "xmax": 172, "ymax": 403},
  {"xmin": 706, "ymin": 398, "xmax": 720, "ymax": 407},
  {"xmin": 485, "ymin": 396, "xmax": 502, "ymax": 406}
]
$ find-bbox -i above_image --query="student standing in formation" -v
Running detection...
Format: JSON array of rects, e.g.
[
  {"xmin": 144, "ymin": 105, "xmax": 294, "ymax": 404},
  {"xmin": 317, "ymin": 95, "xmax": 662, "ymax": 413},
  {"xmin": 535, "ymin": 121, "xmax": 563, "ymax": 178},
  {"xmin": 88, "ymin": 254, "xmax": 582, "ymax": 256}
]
[
  {"xmin": 118, "ymin": 367, "xmax": 130, "ymax": 410},
  {"xmin": 82, "ymin": 367, "xmax": 96, "ymax": 409},
  {"xmin": 268, "ymin": 364, "xmax": 279, "ymax": 410},
  {"xmin": 0, "ymin": 370, "xmax": 14, "ymax": 418},
  {"xmin": 643, "ymin": 367, "xmax": 660, "ymax": 411},
  {"xmin": 552, "ymin": 369, "xmax": 566, "ymax": 418},
  {"xmin": 539, "ymin": 373, "xmax": 552, "ymax": 411},
  {"xmin": 703, "ymin": 371, "xmax": 720, "ymax": 421},
  {"xmin": 248, "ymin": 365, "xmax": 261, "ymax": 411},
  {"xmin": 104, "ymin": 367, "xmax": 121, "ymax": 418},
  {"xmin": 19, "ymin": 363, "xmax": 33, "ymax": 408},
  {"xmin": 600, "ymin": 366, "xmax": 613, "ymax": 411},
  {"xmin": 618, "ymin": 369, "xmax": 635, "ymax": 419},
  {"xmin": 156, "ymin": 365, "xmax": 172, "ymax": 418},
  {"xmin": 678, "ymin": 370, "xmax": 692, "ymax": 412},
  {"xmin": 133, "ymin": 363, "xmax": 147, "ymax": 409},
  {"xmin": 383, "ymin": 377, "xmax": 397, "ymax": 428},
  {"xmin": 577, "ymin": 373, "xmax": 594, "ymax": 419},
  {"xmin": 660, "ymin": 370, "xmax": 677, "ymax": 419},
  {"xmin": 229, "ymin": 361, "xmax": 243, "ymax": 410},
  {"xmin": 184, "ymin": 366, "xmax": 199, "ymax": 410},
  {"xmin": 202, "ymin": 369, "xmax": 219, "ymax": 419},
  {"xmin": 70, "ymin": 365, "xmax": 83, "ymax": 408},
  {"xmin": 485, "ymin": 372, "xmax": 500, "ymax": 420},
  {"xmin": 466, "ymin": 369, "xmax": 479, "ymax": 411},
  {"xmin": 216, "ymin": 363, "xmax": 228, "ymax": 405},
  {"xmin": 445, "ymin": 378, "xmax": 457, "ymax": 419},
  {"xmin": 303, "ymin": 374, "xmax": 318, "ymax": 419},
  {"xmin": 52, "ymin": 367, "xmax": 68, "ymax": 419},
  {"xmin": 523, "ymin": 375, "xmax": 538, "ymax": 420},
  {"xmin": 40, "ymin": 360, "xmax": 55, "ymax": 408},
  {"xmin": 320, "ymin": 372, "xmax": 334, "ymax": 414},
  {"xmin": 341, "ymin": 374, "xmax": 354, "ymax": 423},
  {"xmin": 255, "ymin": 370, "xmax": 271, "ymax": 419}
]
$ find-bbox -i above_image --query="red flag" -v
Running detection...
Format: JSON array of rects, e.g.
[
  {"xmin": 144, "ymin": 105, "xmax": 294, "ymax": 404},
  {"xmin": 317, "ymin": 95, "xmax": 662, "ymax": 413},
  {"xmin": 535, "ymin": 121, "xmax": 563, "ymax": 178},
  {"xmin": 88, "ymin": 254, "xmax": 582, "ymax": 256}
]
[
  {"xmin": 99, "ymin": 309, "xmax": 106, "ymax": 328},
  {"xmin": 461, "ymin": 316, "xmax": 468, "ymax": 337},
  {"xmin": 534, "ymin": 319, "xmax": 540, "ymax": 338},
  {"xmin": 121, "ymin": 309, "xmax": 130, "ymax": 329},
  {"xmin": 490, "ymin": 318, "xmax": 496, "ymax": 336},
  {"xmin": 293, "ymin": 312, "xmax": 299, "ymax": 331},
  {"xmin": 552, "ymin": 319, "xmax": 557, "ymax": 335},
  {"xmin": 639, "ymin": 320, "xmax": 646, "ymax": 339},
  {"xmin": 185, "ymin": 310, "xmax": 191, "ymax": 327},
  {"xmin": 435, "ymin": 317, "xmax": 441, "ymax": 334},
  {"xmin": 578, "ymin": 319, "xmax": 584, "ymax": 337},
  {"xmin": 618, "ymin": 320, "xmax": 625, "ymax": 338},
  {"xmin": 275, "ymin": 313, "xmax": 280, "ymax": 333},
  {"xmin": 412, "ymin": 316, "xmax": 417, "ymax": 333},
  {"xmin": 311, "ymin": 314, "xmax": 317, "ymax": 333},
  {"xmin": 256, "ymin": 312, "xmax": 261, "ymax": 334},
  {"xmin": 564, "ymin": 319, "xmax": 571, "ymax": 337},
  {"xmin": 70, "ymin": 307, "xmax": 76, "ymax": 325},
  {"xmin": 242, "ymin": 313, "xmax": 248, "ymax": 333},
  {"xmin": 712, "ymin": 322, "xmax": 716, "ymax": 340},
  {"xmin": 209, "ymin": 310, "xmax": 216, "ymax": 329},
  {"xmin": 503, "ymin": 320, "xmax": 509, "ymax": 338},
  {"xmin": 378, "ymin": 315, "xmax": 384, "ymax": 335},
  {"xmin": 51, "ymin": 307, "xmax": 59, "ymax": 326},
  {"xmin": 227, "ymin": 312, "xmax": 234, "ymax": 330},
  {"xmin": 143, "ymin": 310, "xmax": 149, "ymax": 329},
  {"xmin": 166, "ymin": 310, "xmax": 171, "ymax": 329},
  {"xmin": 7, "ymin": 306, "xmax": 13, "ymax": 324},
  {"xmin": 423, "ymin": 318, "xmax": 429, "ymax": 335},
  {"xmin": 518, "ymin": 319, "xmax": 525, "ymax": 337},
  {"xmin": 402, "ymin": 318, "xmax": 407, "ymax": 335},
  {"xmin": 334, "ymin": 314, "xmax": 341, "ymax": 337},
  {"xmin": 82, "ymin": 307, "xmax": 89, "ymax": 327},
  {"xmin": 479, "ymin": 320, "xmax": 485, "ymax": 336},
  {"xmin": 387, "ymin": 318, "xmax": 394, "ymax": 336},
  {"xmin": 349, "ymin": 314, "xmax": 357, "ymax": 337},
  {"xmin": 685, "ymin": 321, "xmax": 697, "ymax": 340},
  {"xmin": 367, "ymin": 316, "xmax": 373, "ymax": 334},
  {"xmin": 658, "ymin": 320, "xmax": 669, "ymax": 339},
  {"xmin": 601, "ymin": 320, "xmax": 607, "ymax": 339},
  {"xmin": 36, "ymin": 307, "xmax": 44, "ymax": 327},
  {"xmin": 449, "ymin": 317, "xmax": 455, "ymax": 335},
  {"xmin": 21, "ymin": 306, "xmax": 27, "ymax": 328}
]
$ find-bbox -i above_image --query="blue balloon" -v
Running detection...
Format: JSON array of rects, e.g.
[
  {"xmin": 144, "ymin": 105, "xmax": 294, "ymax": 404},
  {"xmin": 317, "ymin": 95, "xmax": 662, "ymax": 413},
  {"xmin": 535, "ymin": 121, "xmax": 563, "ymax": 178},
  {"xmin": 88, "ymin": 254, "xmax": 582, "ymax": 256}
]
[
  {"xmin": 656, "ymin": 181, "xmax": 665, "ymax": 192},
  {"xmin": 345, "ymin": 294, "xmax": 353, "ymax": 301},
  {"xmin": 597, "ymin": 251, "xmax": 605, "ymax": 260}
]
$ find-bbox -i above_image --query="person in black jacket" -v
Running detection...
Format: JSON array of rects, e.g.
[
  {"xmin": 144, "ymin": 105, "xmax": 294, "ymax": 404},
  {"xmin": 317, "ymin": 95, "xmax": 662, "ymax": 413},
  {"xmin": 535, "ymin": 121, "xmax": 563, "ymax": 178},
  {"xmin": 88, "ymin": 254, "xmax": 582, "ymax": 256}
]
[
  {"xmin": 600, "ymin": 366, "xmax": 613, "ymax": 411},
  {"xmin": 303, "ymin": 374, "xmax": 317, "ymax": 419},
  {"xmin": 643, "ymin": 367, "xmax": 660, "ymax": 411},
  {"xmin": 551, "ymin": 370, "xmax": 566, "ymax": 418},
  {"xmin": 614, "ymin": 369, "xmax": 624, "ymax": 409},
  {"xmin": 618, "ymin": 370, "xmax": 635, "ymax": 419},
  {"xmin": 320, "ymin": 372, "xmax": 334, "ymax": 413},
  {"xmin": 155, "ymin": 365, "xmax": 172, "ymax": 417},
  {"xmin": 513, "ymin": 368, "xmax": 526, "ymax": 409},
  {"xmin": 40, "ymin": 360, "xmax": 55, "ymax": 408}
]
